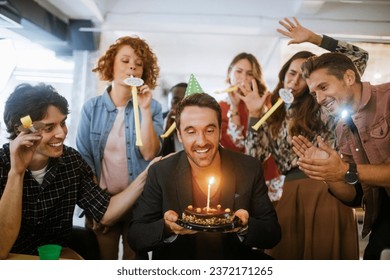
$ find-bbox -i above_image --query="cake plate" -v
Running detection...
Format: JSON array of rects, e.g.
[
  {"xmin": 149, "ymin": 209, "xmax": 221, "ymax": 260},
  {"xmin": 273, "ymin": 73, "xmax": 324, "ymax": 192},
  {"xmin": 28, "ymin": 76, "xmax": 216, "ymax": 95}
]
[{"xmin": 176, "ymin": 216, "xmax": 242, "ymax": 233}]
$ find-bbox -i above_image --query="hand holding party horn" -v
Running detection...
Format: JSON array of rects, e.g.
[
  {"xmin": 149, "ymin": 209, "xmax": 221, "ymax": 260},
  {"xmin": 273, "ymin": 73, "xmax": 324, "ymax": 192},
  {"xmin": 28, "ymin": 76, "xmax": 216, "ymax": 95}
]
[
  {"xmin": 252, "ymin": 88, "xmax": 294, "ymax": 131},
  {"xmin": 18, "ymin": 115, "xmax": 45, "ymax": 133},
  {"xmin": 124, "ymin": 76, "xmax": 144, "ymax": 146}
]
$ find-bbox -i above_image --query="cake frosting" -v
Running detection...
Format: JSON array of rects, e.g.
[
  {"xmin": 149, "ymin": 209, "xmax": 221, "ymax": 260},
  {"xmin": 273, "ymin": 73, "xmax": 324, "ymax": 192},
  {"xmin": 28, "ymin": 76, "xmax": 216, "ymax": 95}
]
[{"xmin": 181, "ymin": 204, "xmax": 234, "ymax": 226}]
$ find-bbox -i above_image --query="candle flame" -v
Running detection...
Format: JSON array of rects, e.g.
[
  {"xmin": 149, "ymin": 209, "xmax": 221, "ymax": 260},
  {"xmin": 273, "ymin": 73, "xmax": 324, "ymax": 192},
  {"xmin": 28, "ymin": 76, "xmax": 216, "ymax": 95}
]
[{"xmin": 208, "ymin": 177, "xmax": 215, "ymax": 185}]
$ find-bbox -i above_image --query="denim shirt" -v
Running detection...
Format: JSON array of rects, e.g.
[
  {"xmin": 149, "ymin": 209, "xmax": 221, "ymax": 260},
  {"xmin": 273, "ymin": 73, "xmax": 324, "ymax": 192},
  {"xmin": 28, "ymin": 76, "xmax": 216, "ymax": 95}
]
[{"xmin": 76, "ymin": 86, "xmax": 164, "ymax": 182}]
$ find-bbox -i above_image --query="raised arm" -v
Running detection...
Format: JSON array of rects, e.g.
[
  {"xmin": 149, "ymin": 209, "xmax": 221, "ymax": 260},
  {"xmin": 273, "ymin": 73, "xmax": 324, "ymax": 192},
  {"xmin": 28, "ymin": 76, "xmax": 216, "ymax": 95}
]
[
  {"xmin": 0, "ymin": 132, "xmax": 42, "ymax": 259},
  {"xmin": 99, "ymin": 156, "xmax": 162, "ymax": 226},
  {"xmin": 278, "ymin": 17, "xmax": 369, "ymax": 75},
  {"xmin": 277, "ymin": 17, "xmax": 322, "ymax": 46},
  {"xmin": 138, "ymin": 87, "xmax": 164, "ymax": 160},
  {"xmin": 226, "ymin": 80, "xmax": 270, "ymax": 150}
]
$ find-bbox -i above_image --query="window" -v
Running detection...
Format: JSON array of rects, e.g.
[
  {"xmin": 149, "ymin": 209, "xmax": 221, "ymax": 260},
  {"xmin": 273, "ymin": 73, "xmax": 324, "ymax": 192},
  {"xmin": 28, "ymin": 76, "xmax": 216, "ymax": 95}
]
[{"xmin": 0, "ymin": 36, "xmax": 74, "ymax": 145}]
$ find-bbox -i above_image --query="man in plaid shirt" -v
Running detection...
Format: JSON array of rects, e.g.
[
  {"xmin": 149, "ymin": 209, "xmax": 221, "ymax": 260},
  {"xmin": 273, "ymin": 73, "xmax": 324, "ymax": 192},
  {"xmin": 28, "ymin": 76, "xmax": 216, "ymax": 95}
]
[{"xmin": 0, "ymin": 83, "xmax": 155, "ymax": 259}]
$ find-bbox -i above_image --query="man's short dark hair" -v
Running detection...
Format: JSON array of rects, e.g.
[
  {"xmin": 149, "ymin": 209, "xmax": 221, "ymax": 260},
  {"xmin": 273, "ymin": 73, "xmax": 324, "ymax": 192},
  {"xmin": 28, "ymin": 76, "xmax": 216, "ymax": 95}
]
[
  {"xmin": 4, "ymin": 83, "xmax": 69, "ymax": 140},
  {"xmin": 170, "ymin": 82, "xmax": 187, "ymax": 92},
  {"xmin": 301, "ymin": 52, "xmax": 361, "ymax": 83},
  {"xmin": 175, "ymin": 93, "xmax": 222, "ymax": 130}
]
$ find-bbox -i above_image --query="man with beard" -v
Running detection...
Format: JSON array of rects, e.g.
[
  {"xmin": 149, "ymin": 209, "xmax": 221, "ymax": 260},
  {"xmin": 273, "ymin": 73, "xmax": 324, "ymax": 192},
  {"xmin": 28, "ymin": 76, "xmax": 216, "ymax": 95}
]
[
  {"xmin": 128, "ymin": 93, "xmax": 281, "ymax": 259},
  {"xmin": 292, "ymin": 52, "xmax": 390, "ymax": 259}
]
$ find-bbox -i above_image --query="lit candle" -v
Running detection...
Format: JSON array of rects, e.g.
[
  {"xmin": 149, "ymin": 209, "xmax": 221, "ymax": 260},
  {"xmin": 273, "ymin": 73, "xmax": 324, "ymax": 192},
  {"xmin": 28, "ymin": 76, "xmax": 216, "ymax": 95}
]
[{"xmin": 206, "ymin": 177, "xmax": 215, "ymax": 212}]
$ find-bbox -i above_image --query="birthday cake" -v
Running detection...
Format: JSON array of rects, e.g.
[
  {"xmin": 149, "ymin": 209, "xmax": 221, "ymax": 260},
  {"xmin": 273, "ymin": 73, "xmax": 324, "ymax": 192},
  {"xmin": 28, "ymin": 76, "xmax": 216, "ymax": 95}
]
[{"xmin": 181, "ymin": 204, "xmax": 235, "ymax": 226}]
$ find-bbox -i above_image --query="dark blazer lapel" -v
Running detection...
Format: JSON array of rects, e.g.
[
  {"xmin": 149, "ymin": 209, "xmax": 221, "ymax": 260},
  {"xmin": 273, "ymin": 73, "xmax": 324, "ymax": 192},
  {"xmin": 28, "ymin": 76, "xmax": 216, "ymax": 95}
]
[
  {"xmin": 219, "ymin": 149, "xmax": 236, "ymax": 210},
  {"xmin": 175, "ymin": 151, "xmax": 193, "ymax": 212}
]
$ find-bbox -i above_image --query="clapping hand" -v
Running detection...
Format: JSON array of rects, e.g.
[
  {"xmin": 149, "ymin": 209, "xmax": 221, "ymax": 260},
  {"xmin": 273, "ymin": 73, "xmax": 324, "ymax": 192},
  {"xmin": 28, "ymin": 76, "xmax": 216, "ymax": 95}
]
[
  {"xmin": 292, "ymin": 135, "xmax": 348, "ymax": 182},
  {"xmin": 292, "ymin": 135, "xmax": 329, "ymax": 161}
]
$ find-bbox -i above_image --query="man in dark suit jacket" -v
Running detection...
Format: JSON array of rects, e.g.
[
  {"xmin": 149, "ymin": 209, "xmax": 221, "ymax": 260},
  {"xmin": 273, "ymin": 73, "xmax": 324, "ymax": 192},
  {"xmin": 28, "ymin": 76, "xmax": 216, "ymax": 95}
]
[{"xmin": 128, "ymin": 93, "xmax": 281, "ymax": 259}]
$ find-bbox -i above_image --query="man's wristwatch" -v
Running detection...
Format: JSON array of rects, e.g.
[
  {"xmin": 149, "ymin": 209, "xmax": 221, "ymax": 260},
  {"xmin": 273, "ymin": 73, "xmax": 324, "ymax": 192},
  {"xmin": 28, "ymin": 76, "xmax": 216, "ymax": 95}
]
[
  {"xmin": 227, "ymin": 109, "xmax": 239, "ymax": 118},
  {"xmin": 344, "ymin": 162, "xmax": 359, "ymax": 185}
]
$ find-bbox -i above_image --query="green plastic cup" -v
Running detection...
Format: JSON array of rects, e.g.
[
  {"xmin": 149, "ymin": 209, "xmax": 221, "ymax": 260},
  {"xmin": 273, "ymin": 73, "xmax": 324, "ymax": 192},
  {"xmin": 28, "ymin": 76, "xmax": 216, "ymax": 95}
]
[{"xmin": 37, "ymin": 244, "xmax": 62, "ymax": 260}]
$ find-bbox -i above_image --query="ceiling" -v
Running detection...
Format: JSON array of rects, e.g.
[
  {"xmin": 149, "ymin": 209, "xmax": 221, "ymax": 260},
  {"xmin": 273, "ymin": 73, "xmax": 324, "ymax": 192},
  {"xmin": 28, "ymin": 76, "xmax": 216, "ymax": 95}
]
[{"xmin": 5, "ymin": 0, "xmax": 390, "ymax": 91}]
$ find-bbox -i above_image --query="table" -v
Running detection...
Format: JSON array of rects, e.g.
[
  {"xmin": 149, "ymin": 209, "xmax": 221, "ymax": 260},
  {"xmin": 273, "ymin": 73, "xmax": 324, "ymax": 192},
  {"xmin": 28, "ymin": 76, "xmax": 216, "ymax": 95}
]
[{"xmin": 6, "ymin": 253, "xmax": 39, "ymax": 260}]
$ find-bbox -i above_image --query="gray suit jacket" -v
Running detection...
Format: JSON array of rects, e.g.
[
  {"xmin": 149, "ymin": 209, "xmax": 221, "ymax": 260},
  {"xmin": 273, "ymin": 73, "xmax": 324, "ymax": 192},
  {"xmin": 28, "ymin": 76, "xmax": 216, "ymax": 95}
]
[{"xmin": 128, "ymin": 148, "xmax": 281, "ymax": 259}]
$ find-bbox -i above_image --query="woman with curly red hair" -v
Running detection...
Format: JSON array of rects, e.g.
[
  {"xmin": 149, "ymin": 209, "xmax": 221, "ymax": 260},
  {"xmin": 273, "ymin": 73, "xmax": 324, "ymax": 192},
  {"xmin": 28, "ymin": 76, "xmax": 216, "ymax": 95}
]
[{"xmin": 76, "ymin": 36, "xmax": 164, "ymax": 259}]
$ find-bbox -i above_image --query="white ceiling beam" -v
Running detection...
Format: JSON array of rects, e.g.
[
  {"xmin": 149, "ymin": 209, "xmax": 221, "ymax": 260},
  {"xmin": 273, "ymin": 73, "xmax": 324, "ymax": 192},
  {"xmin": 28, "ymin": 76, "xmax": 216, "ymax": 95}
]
[
  {"xmin": 80, "ymin": 0, "xmax": 104, "ymax": 22},
  {"xmin": 296, "ymin": 1, "xmax": 325, "ymax": 15}
]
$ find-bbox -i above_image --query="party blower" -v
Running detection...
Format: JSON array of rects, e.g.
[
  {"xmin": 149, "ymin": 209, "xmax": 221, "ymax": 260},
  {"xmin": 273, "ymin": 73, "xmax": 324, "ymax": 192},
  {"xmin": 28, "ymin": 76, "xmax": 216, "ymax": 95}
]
[
  {"xmin": 18, "ymin": 115, "xmax": 45, "ymax": 133},
  {"xmin": 213, "ymin": 85, "xmax": 238, "ymax": 94},
  {"xmin": 161, "ymin": 74, "xmax": 204, "ymax": 139},
  {"xmin": 124, "ymin": 76, "xmax": 144, "ymax": 146},
  {"xmin": 252, "ymin": 88, "xmax": 294, "ymax": 131}
]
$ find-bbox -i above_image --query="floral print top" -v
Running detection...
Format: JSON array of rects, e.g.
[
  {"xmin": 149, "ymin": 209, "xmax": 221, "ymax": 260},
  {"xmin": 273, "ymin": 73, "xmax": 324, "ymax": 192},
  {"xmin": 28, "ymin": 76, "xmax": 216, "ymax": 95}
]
[{"xmin": 228, "ymin": 35, "xmax": 369, "ymax": 175}]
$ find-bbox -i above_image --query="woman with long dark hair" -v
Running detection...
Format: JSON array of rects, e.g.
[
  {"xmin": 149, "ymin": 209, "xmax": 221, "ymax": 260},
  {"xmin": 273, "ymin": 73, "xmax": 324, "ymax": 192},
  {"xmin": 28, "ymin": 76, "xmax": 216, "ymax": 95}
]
[{"xmin": 229, "ymin": 18, "xmax": 368, "ymax": 259}]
